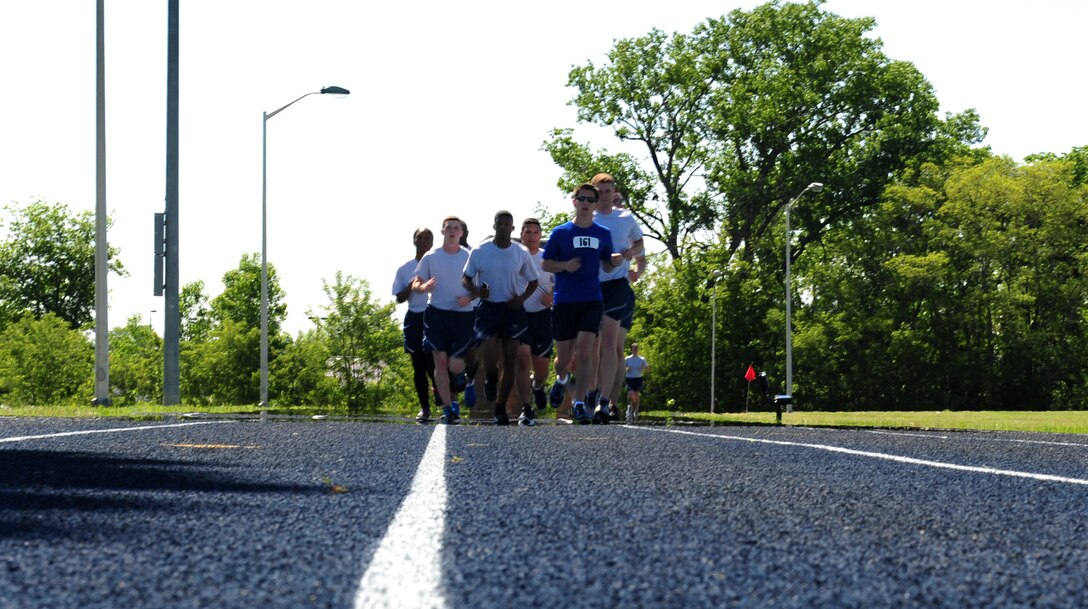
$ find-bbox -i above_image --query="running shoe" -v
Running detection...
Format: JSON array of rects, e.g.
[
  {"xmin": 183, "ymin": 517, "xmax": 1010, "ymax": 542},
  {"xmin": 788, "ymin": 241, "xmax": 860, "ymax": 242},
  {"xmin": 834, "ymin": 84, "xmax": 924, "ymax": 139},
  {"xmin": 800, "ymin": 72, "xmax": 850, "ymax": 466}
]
[
  {"xmin": 592, "ymin": 400, "xmax": 611, "ymax": 425},
  {"xmin": 440, "ymin": 405, "xmax": 456, "ymax": 424},
  {"xmin": 415, "ymin": 407, "xmax": 431, "ymax": 423},
  {"xmin": 549, "ymin": 379, "xmax": 567, "ymax": 408},
  {"xmin": 572, "ymin": 401, "xmax": 591, "ymax": 425},
  {"xmin": 625, "ymin": 407, "xmax": 634, "ymax": 424},
  {"xmin": 494, "ymin": 404, "xmax": 510, "ymax": 426},
  {"xmin": 518, "ymin": 405, "xmax": 536, "ymax": 426},
  {"xmin": 463, "ymin": 382, "xmax": 477, "ymax": 407},
  {"xmin": 450, "ymin": 401, "xmax": 461, "ymax": 423},
  {"xmin": 533, "ymin": 387, "xmax": 547, "ymax": 411}
]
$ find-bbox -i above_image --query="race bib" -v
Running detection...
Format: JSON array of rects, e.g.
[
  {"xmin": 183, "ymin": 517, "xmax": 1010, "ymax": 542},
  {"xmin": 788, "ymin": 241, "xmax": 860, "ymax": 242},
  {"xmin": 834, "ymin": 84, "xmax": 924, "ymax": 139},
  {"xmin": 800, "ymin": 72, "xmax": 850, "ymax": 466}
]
[{"xmin": 574, "ymin": 236, "xmax": 600, "ymax": 249}]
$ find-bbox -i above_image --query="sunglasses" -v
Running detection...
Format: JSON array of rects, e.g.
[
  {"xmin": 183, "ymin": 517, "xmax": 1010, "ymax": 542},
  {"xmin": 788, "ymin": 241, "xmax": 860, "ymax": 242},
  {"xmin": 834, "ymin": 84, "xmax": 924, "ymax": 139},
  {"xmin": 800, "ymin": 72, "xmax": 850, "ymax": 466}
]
[{"xmin": 574, "ymin": 195, "xmax": 598, "ymax": 203}]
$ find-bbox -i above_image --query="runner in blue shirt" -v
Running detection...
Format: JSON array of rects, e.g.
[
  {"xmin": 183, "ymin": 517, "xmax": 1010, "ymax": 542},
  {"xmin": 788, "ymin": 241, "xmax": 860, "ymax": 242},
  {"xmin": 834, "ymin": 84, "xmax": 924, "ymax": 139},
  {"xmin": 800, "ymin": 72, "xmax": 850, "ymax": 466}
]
[{"xmin": 542, "ymin": 184, "xmax": 621, "ymax": 423}]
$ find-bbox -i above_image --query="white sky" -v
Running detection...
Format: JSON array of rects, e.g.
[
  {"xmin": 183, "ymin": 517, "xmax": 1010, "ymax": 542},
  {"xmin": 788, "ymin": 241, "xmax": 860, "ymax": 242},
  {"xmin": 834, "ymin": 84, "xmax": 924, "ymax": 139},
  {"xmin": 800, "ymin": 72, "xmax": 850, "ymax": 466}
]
[{"xmin": 1, "ymin": 0, "xmax": 1085, "ymax": 336}]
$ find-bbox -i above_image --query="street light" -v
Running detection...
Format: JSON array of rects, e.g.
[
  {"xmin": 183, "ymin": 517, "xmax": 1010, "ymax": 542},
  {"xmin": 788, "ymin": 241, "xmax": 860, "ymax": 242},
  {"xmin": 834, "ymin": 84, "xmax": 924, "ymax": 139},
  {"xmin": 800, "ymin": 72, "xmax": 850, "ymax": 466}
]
[
  {"xmin": 784, "ymin": 182, "xmax": 824, "ymax": 405},
  {"xmin": 710, "ymin": 270, "xmax": 723, "ymax": 414},
  {"xmin": 261, "ymin": 85, "xmax": 350, "ymax": 408}
]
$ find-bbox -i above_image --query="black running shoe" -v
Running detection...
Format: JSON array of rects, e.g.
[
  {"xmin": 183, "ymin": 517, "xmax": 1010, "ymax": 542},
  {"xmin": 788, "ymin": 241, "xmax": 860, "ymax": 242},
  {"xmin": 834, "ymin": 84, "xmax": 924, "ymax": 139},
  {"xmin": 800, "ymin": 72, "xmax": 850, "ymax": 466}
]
[
  {"xmin": 593, "ymin": 400, "xmax": 611, "ymax": 425},
  {"xmin": 415, "ymin": 407, "xmax": 431, "ymax": 423},
  {"xmin": 518, "ymin": 405, "xmax": 536, "ymax": 426},
  {"xmin": 533, "ymin": 387, "xmax": 547, "ymax": 411},
  {"xmin": 494, "ymin": 405, "xmax": 510, "ymax": 426},
  {"xmin": 572, "ymin": 402, "xmax": 592, "ymax": 425},
  {"xmin": 549, "ymin": 379, "xmax": 567, "ymax": 408}
]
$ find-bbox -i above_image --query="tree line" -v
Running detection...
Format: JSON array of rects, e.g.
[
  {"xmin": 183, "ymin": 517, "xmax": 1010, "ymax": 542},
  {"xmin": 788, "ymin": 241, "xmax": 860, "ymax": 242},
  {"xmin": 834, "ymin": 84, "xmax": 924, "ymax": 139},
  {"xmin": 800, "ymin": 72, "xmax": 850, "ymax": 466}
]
[{"xmin": 2, "ymin": 0, "xmax": 1086, "ymax": 410}]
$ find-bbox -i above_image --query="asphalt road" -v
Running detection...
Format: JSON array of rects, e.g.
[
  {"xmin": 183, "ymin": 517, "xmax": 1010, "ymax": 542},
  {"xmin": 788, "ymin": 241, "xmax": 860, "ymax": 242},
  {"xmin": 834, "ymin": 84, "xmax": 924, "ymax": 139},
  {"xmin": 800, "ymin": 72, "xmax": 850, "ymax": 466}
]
[{"xmin": 2, "ymin": 417, "xmax": 1087, "ymax": 608}]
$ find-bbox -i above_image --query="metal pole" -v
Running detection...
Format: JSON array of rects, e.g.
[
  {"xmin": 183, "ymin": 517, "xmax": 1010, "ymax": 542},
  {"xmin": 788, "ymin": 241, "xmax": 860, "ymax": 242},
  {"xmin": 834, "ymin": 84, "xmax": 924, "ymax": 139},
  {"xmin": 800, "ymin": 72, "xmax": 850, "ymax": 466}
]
[
  {"xmin": 163, "ymin": 0, "xmax": 180, "ymax": 405},
  {"xmin": 782, "ymin": 182, "xmax": 823, "ymax": 405},
  {"xmin": 93, "ymin": 0, "xmax": 110, "ymax": 405},
  {"xmin": 710, "ymin": 284, "xmax": 716, "ymax": 414},
  {"xmin": 258, "ymin": 86, "xmax": 349, "ymax": 410},
  {"xmin": 260, "ymin": 112, "xmax": 269, "ymax": 409},
  {"xmin": 784, "ymin": 202, "xmax": 793, "ymax": 399}
]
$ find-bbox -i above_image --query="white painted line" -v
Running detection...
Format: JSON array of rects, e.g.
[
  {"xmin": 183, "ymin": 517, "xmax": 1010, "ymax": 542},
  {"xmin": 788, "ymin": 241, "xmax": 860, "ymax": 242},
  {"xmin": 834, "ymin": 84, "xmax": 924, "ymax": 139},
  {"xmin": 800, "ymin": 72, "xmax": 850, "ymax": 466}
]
[
  {"xmin": 0, "ymin": 421, "xmax": 232, "ymax": 444},
  {"xmin": 627, "ymin": 425, "xmax": 1088, "ymax": 486},
  {"xmin": 355, "ymin": 424, "xmax": 448, "ymax": 609},
  {"xmin": 864, "ymin": 428, "xmax": 1088, "ymax": 448}
]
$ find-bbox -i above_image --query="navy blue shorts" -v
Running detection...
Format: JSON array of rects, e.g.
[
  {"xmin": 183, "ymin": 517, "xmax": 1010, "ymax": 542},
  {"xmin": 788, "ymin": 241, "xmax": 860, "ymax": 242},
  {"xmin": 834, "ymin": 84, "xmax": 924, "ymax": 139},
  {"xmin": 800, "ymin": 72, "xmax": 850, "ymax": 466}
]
[
  {"xmin": 423, "ymin": 306, "xmax": 475, "ymax": 358},
  {"xmin": 552, "ymin": 301, "xmax": 603, "ymax": 342},
  {"xmin": 602, "ymin": 278, "xmax": 635, "ymax": 327},
  {"xmin": 472, "ymin": 300, "xmax": 529, "ymax": 344},
  {"xmin": 525, "ymin": 309, "xmax": 554, "ymax": 358},
  {"xmin": 402, "ymin": 310, "xmax": 425, "ymax": 353},
  {"xmin": 625, "ymin": 377, "xmax": 644, "ymax": 392}
]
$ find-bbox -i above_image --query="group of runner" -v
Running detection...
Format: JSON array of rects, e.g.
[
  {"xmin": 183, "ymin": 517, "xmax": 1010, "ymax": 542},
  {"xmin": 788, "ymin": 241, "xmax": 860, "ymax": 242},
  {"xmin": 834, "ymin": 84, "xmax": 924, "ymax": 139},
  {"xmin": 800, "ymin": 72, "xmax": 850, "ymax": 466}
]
[{"xmin": 391, "ymin": 173, "xmax": 649, "ymax": 426}]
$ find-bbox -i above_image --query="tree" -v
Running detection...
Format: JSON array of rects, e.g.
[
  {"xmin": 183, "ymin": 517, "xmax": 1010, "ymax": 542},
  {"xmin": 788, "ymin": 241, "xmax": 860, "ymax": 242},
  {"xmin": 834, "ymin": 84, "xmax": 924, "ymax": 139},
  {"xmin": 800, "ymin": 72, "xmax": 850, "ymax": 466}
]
[
  {"xmin": 0, "ymin": 313, "xmax": 93, "ymax": 405},
  {"xmin": 0, "ymin": 200, "xmax": 125, "ymax": 329},
  {"xmin": 269, "ymin": 329, "xmax": 341, "ymax": 407},
  {"xmin": 179, "ymin": 256, "xmax": 287, "ymax": 405},
  {"xmin": 179, "ymin": 280, "xmax": 213, "ymax": 343},
  {"xmin": 212, "ymin": 253, "xmax": 285, "ymax": 335},
  {"xmin": 182, "ymin": 318, "xmax": 260, "ymax": 405},
  {"xmin": 311, "ymin": 272, "xmax": 406, "ymax": 412},
  {"xmin": 548, "ymin": 0, "xmax": 983, "ymax": 262},
  {"xmin": 108, "ymin": 315, "xmax": 163, "ymax": 405}
]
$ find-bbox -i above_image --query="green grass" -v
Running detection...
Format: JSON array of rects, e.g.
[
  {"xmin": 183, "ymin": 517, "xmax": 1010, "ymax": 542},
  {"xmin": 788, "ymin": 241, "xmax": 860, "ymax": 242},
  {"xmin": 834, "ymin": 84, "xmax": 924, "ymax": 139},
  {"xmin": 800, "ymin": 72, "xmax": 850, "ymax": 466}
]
[
  {"xmin": 5, "ymin": 403, "xmax": 1088, "ymax": 434},
  {"xmin": 642, "ymin": 409, "xmax": 1088, "ymax": 434},
  {"xmin": 0, "ymin": 403, "xmax": 374, "ymax": 420}
]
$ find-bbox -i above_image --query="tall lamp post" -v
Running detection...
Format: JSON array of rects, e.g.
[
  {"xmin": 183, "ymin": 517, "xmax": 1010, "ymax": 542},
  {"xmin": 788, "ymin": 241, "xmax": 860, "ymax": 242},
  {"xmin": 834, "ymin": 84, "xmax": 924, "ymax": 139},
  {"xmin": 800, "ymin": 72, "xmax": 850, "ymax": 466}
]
[
  {"xmin": 784, "ymin": 182, "xmax": 824, "ymax": 402},
  {"xmin": 261, "ymin": 85, "xmax": 350, "ymax": 408},
  {"xmin": 710, "ymin": 270, "xmax": 723, "ymax": 414}
]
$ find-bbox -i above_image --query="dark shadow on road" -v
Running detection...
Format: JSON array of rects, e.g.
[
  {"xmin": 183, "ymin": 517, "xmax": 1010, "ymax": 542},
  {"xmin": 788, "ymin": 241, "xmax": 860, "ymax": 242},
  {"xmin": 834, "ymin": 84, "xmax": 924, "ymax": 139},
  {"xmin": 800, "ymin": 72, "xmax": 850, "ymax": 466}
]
[{"xmin": 0, "ymin": 449, "xmax": 321, "ymax": 540}]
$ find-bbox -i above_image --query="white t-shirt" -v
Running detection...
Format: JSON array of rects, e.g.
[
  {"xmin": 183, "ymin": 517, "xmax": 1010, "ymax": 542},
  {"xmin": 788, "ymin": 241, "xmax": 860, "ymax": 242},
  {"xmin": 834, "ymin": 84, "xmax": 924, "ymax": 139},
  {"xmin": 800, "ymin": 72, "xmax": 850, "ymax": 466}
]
[
  {"xmin": 523, "ymin": 249, "xmax": 554, "ymax": 313},
  {"xmin": 392, "ymin": 258, "xmax": 428, "ymax": 313},
  {"xmin": 414, "ymin": 246, "xmax": 473, "ymax": 312},
  {"xmin": 463, "ymin": 241, "xmax": 538, "ymax": 303},
  {"xmin": 625, "ymin": 354, "xmax": 648, "ymax": 378},
  {"xmin": 594, "ymin": 207, "xmax": 643, "ymax": 281}
]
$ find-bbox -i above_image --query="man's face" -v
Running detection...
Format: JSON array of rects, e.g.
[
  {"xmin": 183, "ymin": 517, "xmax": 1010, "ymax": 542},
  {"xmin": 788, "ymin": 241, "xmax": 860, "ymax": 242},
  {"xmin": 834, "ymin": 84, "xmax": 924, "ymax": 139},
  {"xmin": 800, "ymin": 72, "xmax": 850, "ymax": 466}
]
[
  {"xmin": 493, "ymin": 214, "xmax": 514, "ymax": 240},
  {"xmin": 414, "ymin": 230, "xmax": 433, "ymax": 250},
  {"xmin": 595, "ymin": 182, "xmax": 616, "ymax": 211},
  {"xmin": 520, "ymin": 223, "xmax": 542, "ymax": 248},
  {"xmin": 442, "ymin": 220, "xmax": 463, "ymax": 243},
  {"xmin": 573, "ymin": 190, "xmax": 597, "ymax": 213}
]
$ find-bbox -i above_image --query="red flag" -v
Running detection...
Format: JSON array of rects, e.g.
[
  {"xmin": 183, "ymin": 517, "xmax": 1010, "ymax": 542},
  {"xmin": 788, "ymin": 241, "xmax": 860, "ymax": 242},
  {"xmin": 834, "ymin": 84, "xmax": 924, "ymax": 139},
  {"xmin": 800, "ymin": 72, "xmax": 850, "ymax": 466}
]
[{"xmin": 744, "ymin": 364, "xmax": 757, "ymax": 382}]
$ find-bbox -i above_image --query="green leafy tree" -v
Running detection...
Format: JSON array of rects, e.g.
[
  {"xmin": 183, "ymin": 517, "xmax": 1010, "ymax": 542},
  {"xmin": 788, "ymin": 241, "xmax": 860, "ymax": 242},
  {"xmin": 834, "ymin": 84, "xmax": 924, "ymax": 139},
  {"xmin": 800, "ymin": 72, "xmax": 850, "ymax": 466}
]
[
  {"xmin": 0, "ymin": 313, "xmax": 93, "ymax": 405},
  {"xmin": 182, "ymin": 318, "xmax": 260, "ymax": 405},
  {"xmin": 108, "ymin": 315, "xmax": 163, "ymax": 405},
  {"xmin": 311, "ymin": 272, "xmax": 407, "ymax": 412},
  {"xmin": 212, "ymin": 253, "xmax": 285, "ymax": 335},
  {"xmin": 179, "ymin": 280, "xmax": 213, "ymax": 343},
  {"xmin": 269, "ymin": 328, "xmax": 341, "ymax": 407},
  {"xmin": 791, "ymin": 153, "xmax": 1088, "ymax": 410},
  {"xmin": 179, "ymin": 256, "xmax": 286, "ymax": 405},
  {"xmin": 0, "ymin": 200, "xmax": 126, "ymax": 329},
  {"xmin": 548, "ymin": 0, "xmax": 983, "ymax": 262}
]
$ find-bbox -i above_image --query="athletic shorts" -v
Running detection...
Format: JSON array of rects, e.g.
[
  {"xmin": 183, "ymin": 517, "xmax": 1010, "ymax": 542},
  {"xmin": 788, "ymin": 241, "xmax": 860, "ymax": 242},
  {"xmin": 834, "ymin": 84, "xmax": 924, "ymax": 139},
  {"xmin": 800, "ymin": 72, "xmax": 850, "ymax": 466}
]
[
  {"xmin": 472, "ymin": 300, "xmax": 528, "ymax": 344},
  {"xmin": 423, "ymin": 306, "xmax": 474, "ymax": 358},
  {"xmin": 525, "ymin": 309, "xmax": 554, "ymax": 358},
  {"xmin": 625, "ymin": 377, "xmax": 644, "ymax": 393},
  {"xmin": 552, "ymin": 301, "xmax": 603, "ymax": 342},
  {"xmin": 402, "ymin": 310, "xmax": 425, "ymax": 353},
  {"xmin": 602, "ymin": 278, "xmax": 635, "ymax": 326}
]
